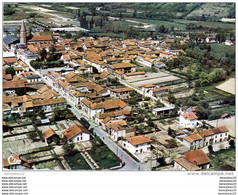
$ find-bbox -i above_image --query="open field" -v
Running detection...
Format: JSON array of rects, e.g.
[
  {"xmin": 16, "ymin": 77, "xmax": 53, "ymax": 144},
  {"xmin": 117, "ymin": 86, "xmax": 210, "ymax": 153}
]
[{"xmin": 216, "ymin": 78, "xmax": 235, "ymax": 95}]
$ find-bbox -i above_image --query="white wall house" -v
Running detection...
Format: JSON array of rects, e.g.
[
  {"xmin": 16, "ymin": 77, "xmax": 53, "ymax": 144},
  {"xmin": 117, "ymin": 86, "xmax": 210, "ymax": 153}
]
[
  {"xmin": 183, "ymin": 134, "xmax": 203, "ymax": 150},
  {"xmin": 123, "ymin": 135, "xmax": 152, "ymax": 155},
  {"xmin": 63, "ymin": 124, "xmax": 90, "ymax": 144},
  {"xmin": 179, "ymin": 112, "xmax": 198, "ymax": 128},
  {"xmin": 200, "ymin": 126, "xmax": 229, "ymax": 146},
  {"xmin": 105, "ymin": 120, "xmax": 127, "ymax": 141},
  {"xmin": 141, "ymin": 84, "xmax": 155, "ymax": 97}
]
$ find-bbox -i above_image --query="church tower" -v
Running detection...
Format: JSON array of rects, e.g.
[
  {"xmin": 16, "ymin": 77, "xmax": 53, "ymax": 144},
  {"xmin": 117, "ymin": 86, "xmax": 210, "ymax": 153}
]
[{"xmin": 20, "ymin": 20, "xmax": 27, "ymax": 45}]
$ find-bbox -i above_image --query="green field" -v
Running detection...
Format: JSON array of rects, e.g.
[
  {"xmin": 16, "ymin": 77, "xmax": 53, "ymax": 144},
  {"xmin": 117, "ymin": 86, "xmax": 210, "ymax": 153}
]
[
  {"xmin": 209, "ymin": 43, "xmax": 235, "ymax": 58},
  {"xmin": 208, "ymin": 148, "xmax": 235, "ymax": 171},
  {"xmin": 64, "ymin": 152, "xmax": 91, "ymax": 170},
  {"xmin": 174, "ymin": 19, "xmax": 235, "ymax": 29}
]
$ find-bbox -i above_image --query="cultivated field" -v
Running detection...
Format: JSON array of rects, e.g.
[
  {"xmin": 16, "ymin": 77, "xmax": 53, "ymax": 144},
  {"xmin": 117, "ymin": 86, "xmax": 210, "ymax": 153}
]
[
  {"xmin": 127, "ymin": 72, "xmax": 181, "ymax": 87},
  {"xmin": 216, "ymin": 78, "xmax": 235, "ymax": 95}
]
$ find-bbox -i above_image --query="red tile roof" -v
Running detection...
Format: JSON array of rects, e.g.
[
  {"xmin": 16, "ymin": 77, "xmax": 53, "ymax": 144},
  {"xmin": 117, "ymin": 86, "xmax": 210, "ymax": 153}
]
[
  {"xmin": 63, "ymin": 124, "xmax": 90, "ymax": 141},
  {"xmin": 200, "ymin": 126, "xmax": 229, "ymax": 137},
  {"xmin": 182, "ymin": 112, "xmax": 198, "ymax": 121},
  {"xmin": 185, "ymin": 150, "xmax": 211, "ymax": 166},
  {"xmin": 3, "ymin": 80, "xmax": 26, "ymax": 89},
  {"xmin": 175, "ymin": 157, "xmax": 200, "ymax": 171},
  {"xmin": 28, "ymin": 35, "xmax": 53, "ymax": 42},
  {"xmin": 126, "ymin": 135, "xmax": 152, "ymax": 146},
  {"xmin": 43, "ymin": 128, "xmax": 56, "ymax": 139}
]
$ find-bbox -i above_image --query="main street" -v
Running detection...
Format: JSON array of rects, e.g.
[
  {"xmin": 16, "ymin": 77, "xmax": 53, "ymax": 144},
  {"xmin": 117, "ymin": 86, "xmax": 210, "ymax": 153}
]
[{"xmin": 22, "ymin": 58, "xmax": 141, "ymax": 170}]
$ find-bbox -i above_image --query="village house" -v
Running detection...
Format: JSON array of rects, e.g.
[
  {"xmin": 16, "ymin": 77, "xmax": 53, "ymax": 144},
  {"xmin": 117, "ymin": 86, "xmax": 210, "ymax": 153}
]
[
  {"xmin": 3, "ymin": 80, "xmax": 26, "ymax": 96},
  {"xmin": 23, "ymin": 97, "xmax": 67, "ymax": 113},
  {"xmin": 141, "ymin": 84, "xmax": 156, "ymax": 97},
  {"xmin": 26, "ymin": 74, "xmax": 42, "ymax": 83},
  {"xmin": 105, "ymin": 120, "xmax": 127, "ymax": 141},
  {"xmin": 152, "ymin": 106, "xmax": 175, "ymax": 116},
  {"xmin": 27, "ymin": 35, "xmax": 53, "ymax": 45},
  {"xmin": 122, "ymin": 135, "xmax": 152, "ymax": 155},
  {"xmin": 81, "ymin": 98, "xmax": 130, "ymax": 119},
  {"xmin": 62, "ymin": 124, "xmax": 90, "ymax": 143},
  {"xmin": 109, "ymin": 87, "xmax": 135, "ymax": 99},
  {"xmin": 42, "ymin": 128, "xmax": 59, "ymax": 144},
  {"xmin": 3, "ymin": 155, "xmax": 31, "ymax": 170},
  {"xmin": 124, "ymin": 71, "xmax": 146, "ymax": 80},
  {"xmin": 182, "ymin": 134, "xmax": 204, "ymax": 150},
  {"xmin": 153, "ymin": 86, "xmax": 169, "ymax": 97},
  {"xmin": 174, "ymin": 150, "xmax": 211, "ymax": 171},
  {"xmin": 112, "ymin": 62, "xmax": 136, "ymax": 74},
  {"xmin": 94, "ymin": 110, "xmax": 132, "ymax": 125},
  {"xmin": 200, "ymin": 126, "xmax": 229, "ymax": 146},
  {"xmin": 179, "ymin": 110, "xmax": 198, "ymax": 128}
]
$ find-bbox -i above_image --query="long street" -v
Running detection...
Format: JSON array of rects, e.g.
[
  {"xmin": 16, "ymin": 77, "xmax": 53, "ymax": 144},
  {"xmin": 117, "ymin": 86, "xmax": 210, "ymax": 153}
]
[{"xmin": 22, "ymin": 58, "xmax": 140, "ymax": 170}]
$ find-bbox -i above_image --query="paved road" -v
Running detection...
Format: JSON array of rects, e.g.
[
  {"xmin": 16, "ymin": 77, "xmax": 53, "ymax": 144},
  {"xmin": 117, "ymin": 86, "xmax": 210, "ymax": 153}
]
[{"xmin": 23, "ymin": 58, "xmax": 140, "ymax": 170}]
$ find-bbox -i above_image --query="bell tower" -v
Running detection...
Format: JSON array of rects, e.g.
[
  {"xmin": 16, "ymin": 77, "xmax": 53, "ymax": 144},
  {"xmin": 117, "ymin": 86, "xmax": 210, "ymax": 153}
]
[{"xmin": 20, "ymin": 20, "xmax": 26, "ymax": 45}]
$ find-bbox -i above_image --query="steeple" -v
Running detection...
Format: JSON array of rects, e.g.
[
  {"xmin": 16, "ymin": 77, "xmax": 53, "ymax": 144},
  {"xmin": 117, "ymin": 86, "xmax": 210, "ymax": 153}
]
[{"xmin": 20, "ymin": 20, "xmax": 26, "ymax": 45}]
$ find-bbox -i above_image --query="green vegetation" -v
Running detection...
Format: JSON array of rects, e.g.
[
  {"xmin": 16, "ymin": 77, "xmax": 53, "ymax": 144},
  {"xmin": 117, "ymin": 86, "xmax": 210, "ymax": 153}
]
[
  {"xmin": 208, "ymin": 148, "xmax": 235, "ymax": 171},
  {"xmin": 5, "ymin": 67, "xmax": 16, "ymax": 77},
  {"xmin": 64, "ymin": 152, "xmax": 91, "ymax": 170},
  {"xmin": 89, "ymin": 136, "xmax": 121, "ymax": 169}
]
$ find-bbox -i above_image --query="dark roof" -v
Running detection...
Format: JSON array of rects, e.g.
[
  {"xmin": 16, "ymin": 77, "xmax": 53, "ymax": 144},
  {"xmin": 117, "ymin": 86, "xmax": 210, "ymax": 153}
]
[
  {"xmin": 3, "ymin": 35, "xmax": 19, "ymax": 45},
  {"xmin": 26, "ymin": 75, "xmax": 41, "ymax": 79}
]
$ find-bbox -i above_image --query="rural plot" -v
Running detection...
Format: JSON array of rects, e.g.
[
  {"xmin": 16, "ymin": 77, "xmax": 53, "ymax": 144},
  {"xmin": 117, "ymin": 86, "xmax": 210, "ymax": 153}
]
[{"xmin": 216, "ymin": 78, "xmax": 235, "ymax": 95}]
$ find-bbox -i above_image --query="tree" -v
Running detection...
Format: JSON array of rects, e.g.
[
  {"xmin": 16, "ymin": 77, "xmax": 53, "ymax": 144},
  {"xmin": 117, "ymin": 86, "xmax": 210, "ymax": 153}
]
[
  {"xmin": 229, "ymin": 139, "xmax": 235, "ymax": 148},
  {"xmin": 168, "ymin": 93, "xmax": 176, "ymax": 104},
  {"xmin": 89, "ymin": 16, "xmax": 94, "ymax": 29},
  {"xmin": 77, "ymin": 9, "xmax": 80, "ymax": 21},
  {"xmin": 27, "ymin": 132, "xmax": 38, "ymax": 142},
  {"xmin": 133, "ymin": 9, "xmax": 137, "ymax": 18},
  {"xmin": 39, "ymin": 48, "xmax": 47, "ymax": 61},
  {"xmin": 159, "ymin": 25, "xmax": 166, "ymax": 33},
  {"xmin": 63, "ymin": 143, "xmax": 75, "ymax": 154},
  {"xmin": 208, "ymin": 145, "xmax": 213, "ymax": 154},
  {"xmin": 5, "ymin": 67, "xmax": 15, "ymax": 76}
]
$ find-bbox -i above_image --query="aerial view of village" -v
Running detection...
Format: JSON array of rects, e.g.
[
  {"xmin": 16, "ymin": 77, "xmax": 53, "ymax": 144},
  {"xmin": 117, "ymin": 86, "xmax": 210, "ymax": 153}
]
[{"xmin": 2, "ymin": 2, "xmax": 235, "ymax": 171}]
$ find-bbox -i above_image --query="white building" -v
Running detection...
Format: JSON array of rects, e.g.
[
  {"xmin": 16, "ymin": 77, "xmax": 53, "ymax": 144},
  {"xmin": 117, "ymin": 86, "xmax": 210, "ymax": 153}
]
[
  {"xmin": 179, "ymin": 111, "xmax": 198, "ymax": 128},
  {"xmin": 200, "ymin": 126, "xmax": 229, "ymax": 146},
  {"xmin": 123, "ymin": 135, "xmax": 152, "ymax": 155},
  {"xmin": 105, "ymin": 120, "xmax": 127, "ymax": 141},
  {"xmin": 63, "ymin": 124, "xmax": 90, "ymax": 144},
  {"xmin": 183, "ymin": 134, "xmax": 203, "ymax": 150}
]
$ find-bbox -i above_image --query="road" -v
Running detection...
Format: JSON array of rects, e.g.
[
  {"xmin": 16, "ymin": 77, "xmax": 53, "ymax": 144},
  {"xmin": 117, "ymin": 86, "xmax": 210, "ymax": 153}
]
[{"xmin": 22, "ymin": 58, "xmax": 140, "ymax": 170}]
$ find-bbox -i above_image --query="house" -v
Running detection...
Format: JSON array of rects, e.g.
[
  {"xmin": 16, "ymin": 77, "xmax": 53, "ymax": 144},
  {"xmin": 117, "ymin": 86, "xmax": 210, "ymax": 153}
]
[
  {"xmin": 141, "ymin": 84, "xmax": 156, "ymax": 97},
  {"xmin": 153, "ymin": 86, "xmax": 169, "ymax": 96},
  {"xmin": 28, "ymin": 35, "xmax": 53, "ymax": 44},
  {"xmin": 206, "ymin": 36, "xmax": 216, "ymax": 43},
  {"xmin": 42, "ymin": 128, "xmax": 59, "ymax": 144},
  {"xmin": 24, "ymin": 98, "xmax": 67, "ymax": 113},
  {"xmin": 105, "ymin": 120, "xmax": 127, "ymax": 141},
  {"xmin": 3, "ymin": 80, "xmax": 26, "ymax": 96},
  {"xmin": 174, "ymin": 150, "xmax": 211, "ymax": 171},
  {"xmin": 174, "ymin": 157, "xmax": 200, "ymax": 171},
  {"xmin": 124, "ymin": 71, "xmax": 146, "ymax": 80},
  {"xmin": 26, "ymin": 74, "xmax": 41, "ymax": 83},
  {"xmin": 109, "ymin": 87, "xmax": 135, "ymax": 99},
  {"xmin": 182, "ymin": 134, "xmax": 203, "ymax": 150},
  {"xmin": 200, "ymin": 126, "xmax": 229, "ymax": 146},
  {"xmin": 224, "ymin": 40, "xmax": 233, "ymax": 46},
  {"xmin": 179, "ymin": 111, "xmax": 198, "ymax": 128},
  {"xmin": 81, "ymin": 98, "xmax": 130, "ymax": 119},
  {"xmin": 112, "ymin": 62, "xmax": 136, "ymax": 74},
  {"xmin": 123, "ymin": 135, "xmax": 152, "ymax": 155},
  {"xmin": 62, "ymin": 124, "xmax": 90, "ymax": 143},
  {"xmin": 152, "ymin": 106, "xmax": 174, "ymax": 115}
]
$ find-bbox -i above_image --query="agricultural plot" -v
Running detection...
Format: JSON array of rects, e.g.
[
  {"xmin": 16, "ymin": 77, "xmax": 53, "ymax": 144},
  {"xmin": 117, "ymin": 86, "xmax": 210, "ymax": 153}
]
[{"xmin": 127, "ymin": 72, "xmax": 181, "ymax": 87}]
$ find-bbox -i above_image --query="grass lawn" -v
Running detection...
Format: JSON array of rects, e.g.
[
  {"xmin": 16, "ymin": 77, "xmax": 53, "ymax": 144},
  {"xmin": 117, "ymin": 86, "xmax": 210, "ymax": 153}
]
[
  {"xmin": 208, "ymin": 148, "xmax": 235, "ymax": 171},
  {"xmin": 88, "ymin": 145, "xmax": 121, "ymax": 169},
  {"xmin": 64, "ymin": 152, "xmax": 91, "ymax": 170}
]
